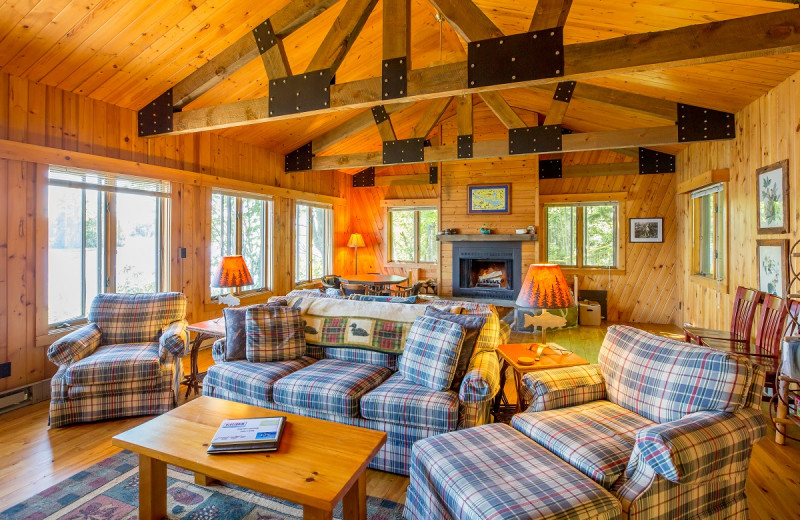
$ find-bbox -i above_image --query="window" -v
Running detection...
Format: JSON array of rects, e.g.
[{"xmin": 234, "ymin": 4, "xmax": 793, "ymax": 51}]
[
  {"xmin": 47, "ymin": 167, "xmax": 170, "ymax": 326},
  {"xmin": 295, "ymin": 202, "xmax": 333, "ymax": 283},
  {"xmin": 544, "ymin": 201, "xmax": 619, "ymax": 268},
  {"xmin": 691, "ymin": 183, "xmax": 725, "ymax": 280},
  {"xmin": 211, "ymin": 191, "xmax": 272, "ymax": 296},
  {"xmin": 388, "ymin": 207, "xmax": 438, "ymax": 264}
]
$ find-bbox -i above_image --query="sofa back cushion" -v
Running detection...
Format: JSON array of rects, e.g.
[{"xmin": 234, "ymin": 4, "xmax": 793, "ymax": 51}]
[
  {"xmin": 246, "ymin": 306, "xmax": 307, "ymax": 362},
  {"xmin": 598, "ymin": 325, "xmax": 754, "ymax": 423},
  {"xmin": 398, "ymin": 316, "xmax": 465, "ymax": 391},
  {"xmin": 224, "ymin": 301, "xmax": 287, "ymax": 361},
  {"xmin": 89, "ymin": 292, "xmax": 187, "ymax": 345},
  {"xmin": 424, "ymin": 306, "xmax": 486, "ymax": 388},
  {"xmin": 425, "ymin": 300, "xmax": 500, "ymax": 353}
]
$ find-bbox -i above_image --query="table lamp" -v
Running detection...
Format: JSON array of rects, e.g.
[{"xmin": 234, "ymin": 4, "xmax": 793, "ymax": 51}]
[
  {"xmin": 516, "ymin": 264, "xmax": 573, "ymax": 357},
  {"xmin": 347, "ymin": 233, "xmax": 366, "ymax": 274},
  {"xmin": 211, "ymin": 255, "xmax": 253, "ymax": 307}
]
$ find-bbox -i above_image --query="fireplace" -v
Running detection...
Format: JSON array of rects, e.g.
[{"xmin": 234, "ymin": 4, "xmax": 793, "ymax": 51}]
[{"xmin": 452, "ymin": 242, "xmax": 522, "ymax": 300}]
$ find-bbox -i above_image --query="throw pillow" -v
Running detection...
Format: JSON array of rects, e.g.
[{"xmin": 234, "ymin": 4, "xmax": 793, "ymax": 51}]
[
  {"xmin": 398, "ymin": 316, "xmax": 465, "ymax": 391},
  {"xmin": 223, "ymin": 301, "xmax": 286, "ymax": 361},
  {"xmin": 246, "ymin": 306, "xmax": 307, "ymax": 362},
  {"xmin": 424, "ymin": 306, "xmax": 486, "ymax": 388}
]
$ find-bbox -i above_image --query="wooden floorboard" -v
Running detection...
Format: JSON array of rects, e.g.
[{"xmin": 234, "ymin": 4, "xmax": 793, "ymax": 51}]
[{"xmin": 0, "ymin": 322, "xmax": 798, "ymax": 518}]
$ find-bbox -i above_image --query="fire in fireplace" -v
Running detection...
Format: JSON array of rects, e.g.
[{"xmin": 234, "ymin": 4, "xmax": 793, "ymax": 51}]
[{"xmin": 469, "ymin": 261, "xmax": 510, "ymax": 289}]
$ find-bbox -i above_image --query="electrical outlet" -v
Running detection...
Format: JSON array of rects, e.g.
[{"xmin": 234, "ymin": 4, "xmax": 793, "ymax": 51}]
[{"xmin": 0, "ymin": 362, "xmax": 10, "ymax": 379}]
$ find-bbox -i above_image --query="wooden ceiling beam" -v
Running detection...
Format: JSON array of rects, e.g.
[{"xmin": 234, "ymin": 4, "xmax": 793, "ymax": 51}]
[
  {"xmin": 306, "ymin": 0, "xmax": 379, "ymax": 74},
  {"xmin": 311, "ymin": 103, "xmax": 412, "ymax": 153},
  {"xmin": 384, "ymin": 0, "xmax": 412, "ymax": 63},
  {"xmin": 171, "ymin": 0, "xmax": 341, "ymax": 109},
  {"xmin": 261, "ymin": 41, "xmax": 292, "ymax": 79},
  {"xmin": 169, "ymin": 9, "xmax": 800, "ymax": 134},
  {"xmin": 530, "ymin": 83, "xmax": 677, "ymax": 121},
  {"xmin": 410, "ymin": 97, "xmax": 453, "ymax": 139},
  {"xmin": 376, "ymin": 112, "xmax": 398, "ymax": 141},
  {"xmin": 457, "ymin": 94, "xmax": 473, "ymax": 135},
  {"xmin": 311, "ymin": 125, "xmax": 679, "ymax": 170},
  {"xmin": 559, "ymin": 162, "xmax": 639, "ymax": 178},
  {"xmin": 529, "ymin": 0, "xmax": 574, "ymax": 32},
  {"xmin": 480, "ymin": 92, "xmax": 529, "ymax": 129}
]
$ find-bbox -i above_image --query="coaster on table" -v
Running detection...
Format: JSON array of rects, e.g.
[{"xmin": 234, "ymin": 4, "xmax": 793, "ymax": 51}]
[{"xmin": 517, "ymin": 356, "xmax": 537, "ymax": 366}]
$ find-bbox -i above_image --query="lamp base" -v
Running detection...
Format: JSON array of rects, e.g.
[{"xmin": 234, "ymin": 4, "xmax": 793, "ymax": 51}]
[
  {"xmin": 515, "ymin": 305, "xmax": 578, "ymax": 333},
  {"xmin": 218, "ymin": 292, "xmax": 241, "ymax": 307}
]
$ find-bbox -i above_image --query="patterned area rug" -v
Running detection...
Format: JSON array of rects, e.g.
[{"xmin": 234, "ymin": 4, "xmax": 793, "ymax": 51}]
[{"xmin": 1, "ymin": 450, "xmax": 405, "ymax": 520}]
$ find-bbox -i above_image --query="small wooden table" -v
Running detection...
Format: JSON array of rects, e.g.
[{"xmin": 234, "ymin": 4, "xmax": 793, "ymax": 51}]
[
  {"xmin": 493, "ymin": 343, "xmax": 590, "ymax": 421},
  {"xmin": 112, "ymin": 396, "xmax": 386, "ymax": 520},
  {"xmin": 338, "ymin": 274, "xmax": 407, "ymax": 286},
  {"xmin": 183, "ymin": 318, "xmax": 226, "ymax": 397}
]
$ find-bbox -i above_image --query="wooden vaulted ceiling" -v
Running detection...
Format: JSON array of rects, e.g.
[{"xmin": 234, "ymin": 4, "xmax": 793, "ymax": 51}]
[{"xmin": 1, "ymin": 0, "xmax": 800, "ymax": 165}]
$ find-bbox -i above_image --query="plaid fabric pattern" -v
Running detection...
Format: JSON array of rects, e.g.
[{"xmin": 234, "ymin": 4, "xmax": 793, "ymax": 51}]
[
  {"xmin": 47, "ymin": 324, "xmax": 102, "ymax": 366},
  {"xmin": 498, "ymin": 319, "xmax": 511, "ymax": 345},
  {"xmin": 521, "ymin": 365, "xmax": 607, "ymax": 412},
  {"xmin": 204, "ymin": 357, "xmax": 316, "ymax": 404},
  {"xmin": 159, "ymin": 320, "xmax": 189, "ymax": 358},
  {"xmin": 458, "ymin": 399, "xmax": 492, "ymax": 429},
  {"xmin": 361, "ymin": 372, "xmax": 460, "ymax": 430},
  {"xmin": 88, "ymin": 292, "xmax": 187, "ymax": 345},
  {"xmin": 63, "ymin": 343, "xmax": 164, "ymax": 385},
  {"xmin": 511, "ymin": 401, "xmax": 655, "ymax": 488},
  {"xmin": 398, "ymin": 316, "xmax": 465, "ymax": 391},
  {"xmin": 406, "ymin": 423, "xmax": 621, "ymax": 520},
  {"xmin": 598, "ymin": 325, "xmax": 753, "ymax": 423},
  {"xmin": 425, "ymin": 300, "xmax": 496, "ymax": 314},
  {"xmin": 246, "ymin": 306, "xmax": 307, "ymax": 362},
  {"xmin": 743, "ymin": 361, "xmax": 766, "ymax": 409},
  {"xmin": 325, "ymin": 347, "xmax": 398, "ymax": 370},
  {"xmin": 212, "ymin": 338, "xmax": 227, "ymax": 363},
  {"xmin": 273, "ymin": 359, "xmax": 392, "ymax": 416},
  {"xmin": 350, "ymin": 294, "xmax": 418, "ymax": 304},
  {"xmin": 458, "ymin": 350, "xmax": 500, "ymax": 403}
]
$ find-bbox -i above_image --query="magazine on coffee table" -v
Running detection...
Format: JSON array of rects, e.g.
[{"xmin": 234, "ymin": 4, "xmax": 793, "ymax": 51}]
[{"xmin": 207, "ymin": 416, "xmax": 286, "ymax": 454}]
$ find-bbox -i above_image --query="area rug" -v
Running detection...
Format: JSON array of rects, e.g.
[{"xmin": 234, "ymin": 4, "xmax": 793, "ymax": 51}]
[{"xmin": 1, "ymin": 450, "xmax": 405, "ymax": 520}]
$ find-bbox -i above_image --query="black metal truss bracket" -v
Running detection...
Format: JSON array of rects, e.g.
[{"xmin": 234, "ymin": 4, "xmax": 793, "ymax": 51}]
[
  {"xmin": 269, "ymin": 69, "xmax": 332, "ymax": 117},
  {"xmin": 539, "ymin": 159, "xmax": 563, "ymax": 179},
  {"xmin": 138, "ymin": 89, "xmax": 174, "ymax": 136},
  {"xmin": 371, "ymin": 105, "xmax": 389, "ymax": 124},
  {"xmin": 252, "ymin": 19, "xmax": 277, "ymax": 53},
  {"xmin": 284, "ymin": 142, "xmax": 313, "ymax": 172},
  {"xmin": 383, "ymin": 138, "xmax": 425, "ymax": 164},
  {"xmin": 509, "ymin": 124, "xmax": 562, "ymax": 155},
  {"xmin": 382, "ymin": 57, "xmax": 408, "ymax": 100},
  {"xmin": 553, "ymin": 81, "xmax": 577, "ymax": 103},
  {"xmin": 457, "ymin": 135, "xmax": 473, "ymax": 159},
  {"xmin": 468, "ymin": 27, "xmax": 564, "ymax": 88},
  {"xmin": 677, "ymin": 104, "xmax": 735, "ymax": 142},
  {"xmin": 429, "ymin": 165, "xmax": 438, "ymax": 184},
  {"xmin": 353, "ymin": 168, "xmax": 375, "ymax": 187},
  {"xmin": 638, "ymin": 148, "xmax": 676, "ymax": 174}
]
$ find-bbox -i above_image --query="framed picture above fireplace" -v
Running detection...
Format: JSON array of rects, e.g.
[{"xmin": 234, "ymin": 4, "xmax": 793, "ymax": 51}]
[{"xmin": 468, "ymin": 184, "xmax": 511, "ymax": 214}]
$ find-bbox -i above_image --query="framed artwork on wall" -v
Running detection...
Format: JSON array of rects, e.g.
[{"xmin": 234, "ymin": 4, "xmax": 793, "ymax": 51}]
[
  {"xmin": 629, "ymin": 217, "xmax": 663, "ymax": 243},
  {"xmin": 756, "ymin": 160, "xmax": 789, "ymax": 234},
  {"xmin": 468, "ymin": 184, "xmax": 511, "ymax": 214},
  {"xmin": 757, "ymin": 239, "xmax": 789, "ymax": 297}
]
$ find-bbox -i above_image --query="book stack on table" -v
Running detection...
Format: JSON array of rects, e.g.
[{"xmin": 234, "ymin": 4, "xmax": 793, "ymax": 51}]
[{"xmin": 207, "ymin": 416, "xmax": 286, "ymax": 454}]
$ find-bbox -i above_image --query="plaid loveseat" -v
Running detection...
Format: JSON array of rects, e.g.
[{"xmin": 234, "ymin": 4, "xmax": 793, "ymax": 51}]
[
  {"xmin": 203, "ymin": 294, "xmax": 508, "ymax": 475},
  {"xmin": 47, "ymin": 292, "xmax": 189, "ymax": 428},
  {"xmin": 406, "ymin": 325, "xmax": 766, "ymax": 520}
]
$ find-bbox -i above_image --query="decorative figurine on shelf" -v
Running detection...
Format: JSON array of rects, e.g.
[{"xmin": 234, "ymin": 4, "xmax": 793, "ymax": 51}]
[{"xmin": 480, "ymin": 223, "xmax": 492, "ymax": 234}]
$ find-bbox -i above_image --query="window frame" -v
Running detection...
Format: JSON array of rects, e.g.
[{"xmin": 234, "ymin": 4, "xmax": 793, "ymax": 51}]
[
  {"xmin": 294, "ymin": 201, "xmax": 333, "ymax": 284},
  {"xmin": 540, "ymin": 192, "xmax": 627, "ymax": 274},
  {"xmin": 690, "ymin": 182, "xmax": 728, "ymax": 290},
  {"xmin": 386, "ymin": 206, "xmax": 439, "ymax": 266}
]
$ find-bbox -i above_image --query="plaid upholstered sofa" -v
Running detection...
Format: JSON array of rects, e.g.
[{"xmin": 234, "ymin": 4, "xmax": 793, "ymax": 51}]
[
  {"xmin": 203, "ymin": 294, "xmax": 509, "ymax": 475},
  {"xmin": 47, "ymin": 292, "xmax": 189, "ymax": 428},
  {"xmin": 406, "ymin": 325, "xmax": 767, "ymax": 520}
]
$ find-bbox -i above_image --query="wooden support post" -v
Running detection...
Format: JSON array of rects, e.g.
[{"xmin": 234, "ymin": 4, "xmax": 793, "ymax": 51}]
[
  {"xmin": 306, "ymin": 0, "xmax": 379, "ymax": 75},
  {"xmin": 410, "ymin": 97, "xmax": 453, "ymax": 139},
  {"xmin": 529, "ymin": 0, "xmax": 574, "ymax": 32},
  {"xmin": 457, "ymin": 94, "xmax": 473, "ymax": 136}
]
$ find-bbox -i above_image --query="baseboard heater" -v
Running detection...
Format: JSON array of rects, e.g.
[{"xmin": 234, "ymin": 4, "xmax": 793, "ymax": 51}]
[{"xmin": 0, "ymin": 379, "xmax": 51, "ymax": 415}]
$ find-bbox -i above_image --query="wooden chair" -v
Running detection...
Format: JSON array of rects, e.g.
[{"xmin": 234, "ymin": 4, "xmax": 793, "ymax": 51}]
[
  {"xmin": 684, "ymin": 286, "xmax": 762, "ymax": 344},
  {"xmin": 341, "ymin": 283, "xmax": 367, "ymax": 296},
  {"xmin": 390, "ymin": 281, "xmax": 424, "ymax": 297},
  {"xmin": 365, "ymin": 285, "xmax": 386, "ymax": 296},
  {"xmin": 321, "ymin": 275, "xmax": 341, "ymax": 290}
]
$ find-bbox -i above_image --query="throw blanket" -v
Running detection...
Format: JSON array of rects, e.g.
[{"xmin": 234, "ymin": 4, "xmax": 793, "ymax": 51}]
[{"xmin": 290, "ymin": 297, "xmax": 428, "ymax": 354}]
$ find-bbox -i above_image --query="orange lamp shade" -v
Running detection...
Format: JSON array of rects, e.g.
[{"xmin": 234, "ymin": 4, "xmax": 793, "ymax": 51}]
[
  {"xmin": 211, "ymin": 255, "xmax": 253, "ymax": 288},
  {"xmin": 347, "ymin": 233, "xmax": 366, "ymax": 248},
  {"xmin": 516, "ymin": 264, "xmax": 574, "ymax": 308}
]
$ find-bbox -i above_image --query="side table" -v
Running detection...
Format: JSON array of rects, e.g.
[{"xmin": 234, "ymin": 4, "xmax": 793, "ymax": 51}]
[
  {"xmin": 183, "ymin": 318, "xmax": 226, "ymax": 398},
  {"xmin": 493, "ymin": 343, "xmax": 590, "ymax": 422}
]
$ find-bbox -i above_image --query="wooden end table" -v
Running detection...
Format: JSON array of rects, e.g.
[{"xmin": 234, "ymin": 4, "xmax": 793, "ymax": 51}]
[
  {"xmin": 493, "ymin": 343, "xmax": 590, "ymax": 422},
  {"xmin": 183, "ymin": 318, "xmax": 226, "ymax": 398},
  {"xmin": 112, "ymin": 396, "xmax": 386, "ymax": 520}
]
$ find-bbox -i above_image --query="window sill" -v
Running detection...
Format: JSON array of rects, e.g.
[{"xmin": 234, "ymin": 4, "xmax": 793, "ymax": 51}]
[
  {"xmin": 561, "ymin": 267, "xmax": 626, "ymax": 276},
  {"xmin": 37, "ymin": 321, "xmax": 89, "ymax": 348},
  {"xmin": 690, "ymin": 274, "xmax": 728, "ymax": 292}
]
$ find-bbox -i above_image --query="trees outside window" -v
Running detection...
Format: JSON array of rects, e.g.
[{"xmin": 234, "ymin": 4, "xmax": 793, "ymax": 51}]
[
  {"xmin": 388, "ymin": 207, "xmax": 438, "ymax": 264},
  {"xmin": 295, "ymin": 202, "xmax": 332, "ymax": 283},
  {"xmin": 691, "ymin": 183, "xmax": 725, "ymax": 281},
  {"xmin": 545, "ymin": 202, "xmax": 619, "ymax": 268}
]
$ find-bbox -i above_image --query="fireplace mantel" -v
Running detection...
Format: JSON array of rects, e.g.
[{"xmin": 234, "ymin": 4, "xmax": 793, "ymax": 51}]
[{"xmin": 437, "ymin": 233, "xmax": 537, "ymax": 242}]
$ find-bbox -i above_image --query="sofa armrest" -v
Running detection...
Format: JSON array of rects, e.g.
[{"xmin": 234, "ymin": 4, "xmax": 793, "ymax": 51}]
[
  {"xmin": 47, "ymin": 324, "xmax": 102, "ymax": 366},
  {"xmin": 212, "ymin": 338, "xmax": 228, "ymax": 363},
  {"xmin": 498, "ymin": 319, "xmax": 511, "ymax": 345},
  {"xmin": 159, "ymin": 320, "xmax": 190, "ymax": 359},
  {"xmin": 634, "ymin": 407, "xmax": 766, "ymax": 484},
  {"xmin": 459, "ymin": 350, "xmax": 500, "ymax": 403},
  {"xmin": 521, "ymin": 364, "xmax": 606, "ymax": 412}
]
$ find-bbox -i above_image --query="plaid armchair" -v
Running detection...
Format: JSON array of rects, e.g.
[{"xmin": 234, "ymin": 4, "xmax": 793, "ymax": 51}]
[{"xmin": 47, "ymin": 292, "xmax": 189, "ymax": 428}]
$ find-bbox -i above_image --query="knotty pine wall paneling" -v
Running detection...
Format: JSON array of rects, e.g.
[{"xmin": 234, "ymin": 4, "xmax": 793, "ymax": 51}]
[{"xmin": 0, "ymin": 71, "xmax": 348, "ymax": 391}]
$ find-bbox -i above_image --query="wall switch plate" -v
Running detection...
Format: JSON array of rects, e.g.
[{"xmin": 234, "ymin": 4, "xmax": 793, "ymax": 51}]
[{"xmin": 0, "ymin": 362, "xmax": 10, "ymax": 379}]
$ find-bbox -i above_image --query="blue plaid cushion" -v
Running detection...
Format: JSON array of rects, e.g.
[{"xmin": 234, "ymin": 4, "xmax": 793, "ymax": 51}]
[
  {"xmin": 361, "ymin": 372, "xmax": 459, "ymax": 430},
  {"xmin": 398, "ymin": 316, "xmax": 465, "ymax": 391},
  {"xmin": 205, "ymin": 357, "xmax": 316, "ymax": 403},
  {"xmin": 246, "ymin": 306, "xmax": 307, "ymax": 362},
  {"xmin": 63, "ymin": 343, "xmax": 163, "ymax": 385},
  {"xmin": 512, "ymin": 400, "xmax": 654, "ymax": 488},
  {"xmin": 88, "ymin": 292, "xmax": 186, "ymax": 345},
  {"xmin": 407, "ymin": 423, "xmax": 620, "ymax": 520},
  {"xmin": 424, "ymin": 307, "xmax": 486, "ymax": 388},
  {"xmin": 47, "ymin": 324, "xmax": 102, "ymax": 365},
  {"xmin": 325, "ymin": 347, "xmax": 398, "ymax": 370},
  {"xmin": 273, "ymin": 359, "xmax": 392, "ymax": 416}
]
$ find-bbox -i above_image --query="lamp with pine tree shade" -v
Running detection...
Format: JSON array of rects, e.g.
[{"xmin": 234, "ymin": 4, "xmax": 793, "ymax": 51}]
[{"xmin": 516, "ymin": 264, "xmax": 573, "ymax": 355}]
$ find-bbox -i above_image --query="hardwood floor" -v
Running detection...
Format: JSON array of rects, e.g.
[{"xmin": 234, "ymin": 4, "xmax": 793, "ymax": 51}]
[{"xmin": 0, "ymin": 322, "xmax": 798, "ymax": 519}]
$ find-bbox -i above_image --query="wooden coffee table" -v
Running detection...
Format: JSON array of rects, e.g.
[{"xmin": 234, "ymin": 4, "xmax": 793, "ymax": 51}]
[{"xmin": 111, "ymin": 396, "xmax": 387, "ymax": 520}]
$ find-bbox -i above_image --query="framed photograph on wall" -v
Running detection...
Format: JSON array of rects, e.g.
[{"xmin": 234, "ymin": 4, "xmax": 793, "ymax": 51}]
[
  {"xmin": 629, "ymin": 218, "xmax": 664, "ymax": 243},
  {"xmin": 757, "ymin": 239, "xmax": 789, "ymax": 297},
  {"xmin": 756, "ymin": 160, "xmax": 789, "ymax": 234},
  {"xmin": 468, "ymin": 184, "xmax": 511, "ymax": 214}
]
